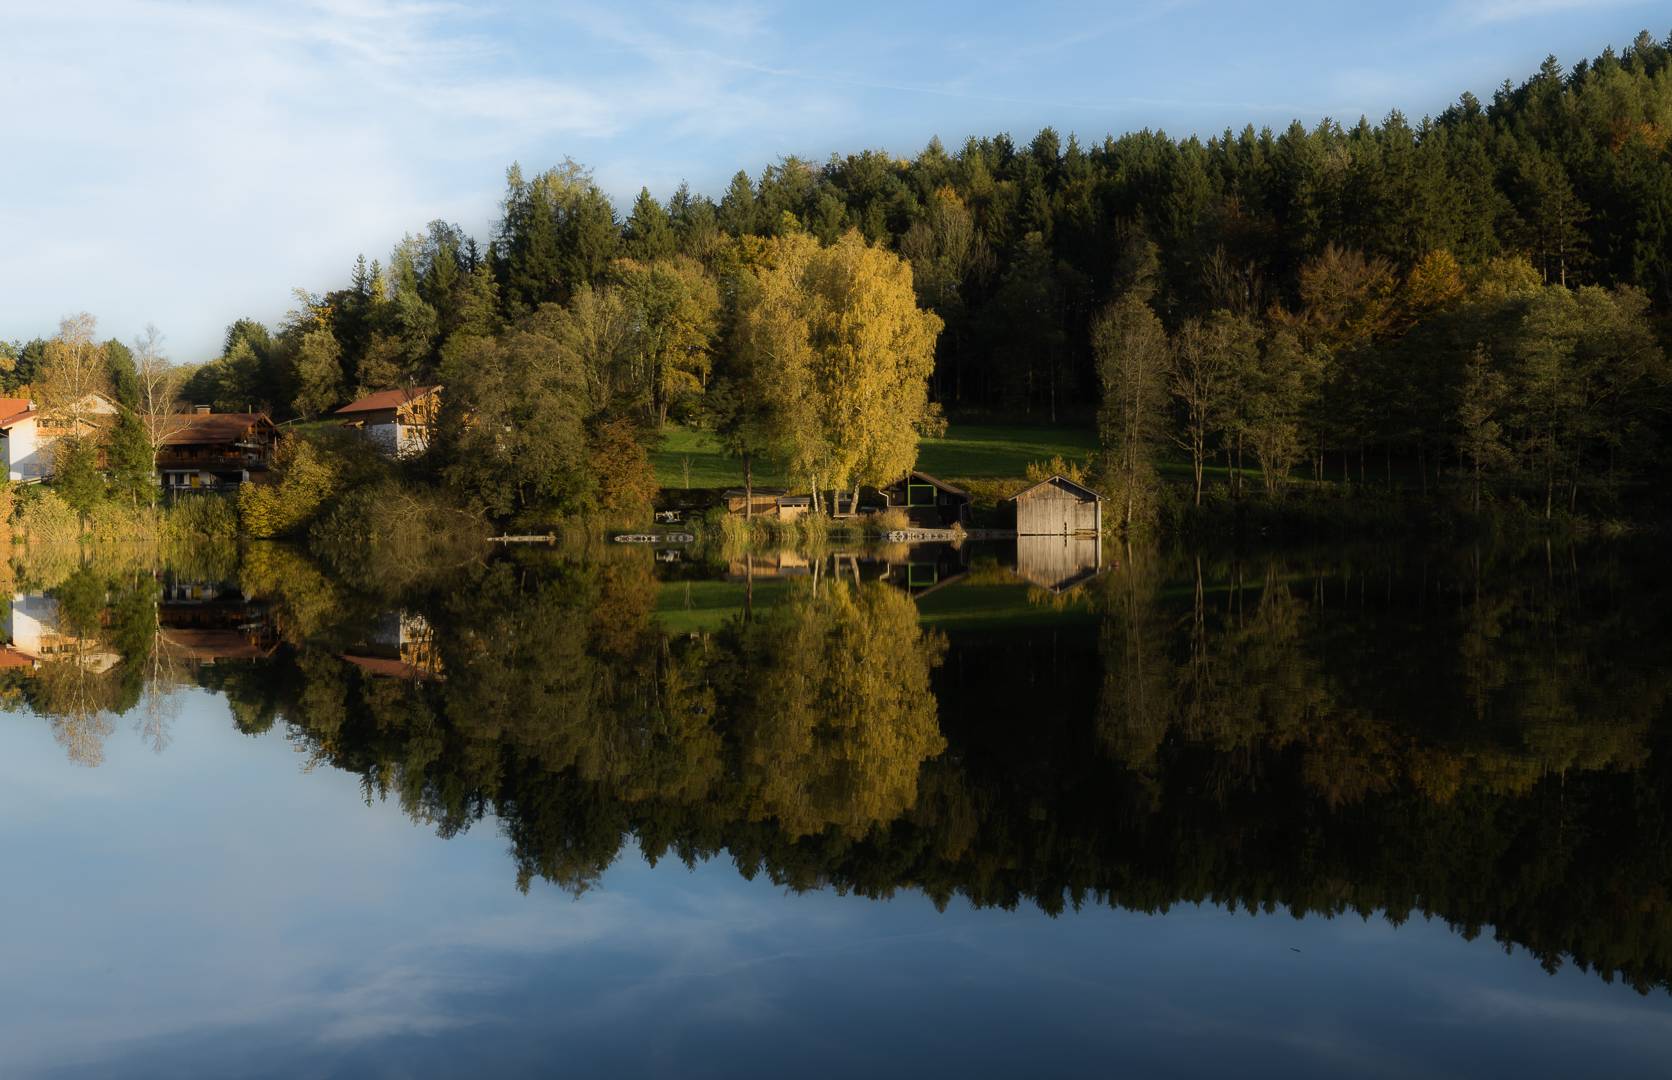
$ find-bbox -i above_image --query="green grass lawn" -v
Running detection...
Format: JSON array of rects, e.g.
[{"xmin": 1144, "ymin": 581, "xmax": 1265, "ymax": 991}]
[
  {"xmin": 654, "ymin": 575, "xmax": 1103, "ymax": 634},
  {"xmin": 653, "ymin": 579, "xmax": 792, "ymax": 634},
  {"xmin": 914, "ymin": 425, "xmax": 1100, "ymax": 479},
  {"xmin": 652, "ymin": 424, "xmax": 1101, "ymax": 489},
  {"xmin": 913, "ymin": 582, "xmax": 1101, "ymax": 630},
  {"xmin": 652, "ymin": 429, "xmax": 793, "ymax": 490}
]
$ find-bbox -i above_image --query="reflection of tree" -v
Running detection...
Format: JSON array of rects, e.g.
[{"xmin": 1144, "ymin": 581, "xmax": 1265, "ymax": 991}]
[
  {"xmin": 732, "ymin": 580, "xmax": 947, "ymax": 838},
  {"xmin": 35, "ymin": 659, "xmax": 118, "ymax": 766},
  {"xmin": 203, "ymin": 536, "xmax": 1672, "ymax": 994}
]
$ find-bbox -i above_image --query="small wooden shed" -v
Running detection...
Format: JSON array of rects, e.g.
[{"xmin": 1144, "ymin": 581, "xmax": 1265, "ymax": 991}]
[
  {"xmin": 1009, "ymin": 475, "xmax": 1106, "ymax": 535},
  {"xmin": 879, "ymin": 472, "xmax": 972, "ymax": 528},
  {"xmin": 723, "ymin": 487, "xmax": 788, "ymax": 516}
]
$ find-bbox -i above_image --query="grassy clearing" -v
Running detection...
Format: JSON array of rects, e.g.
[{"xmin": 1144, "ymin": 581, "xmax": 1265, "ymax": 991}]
[
  {"xmin": 913, "ymin": 583, "xmax": 1101, "ymax": 630},
  {"xmin": 652, "ymin": 424, "xmax": 1101, "ymax": 489},
  {"xmin": 653, "ymin": 579, "xmax": 793, "ymax": 634},
  {"xmin": 915, "ymin": 425, "xmax": 1099, "ymax": 479},
  {"xmin": 651, "ymin": 428, "xmax": 793, "ymax": 490}
]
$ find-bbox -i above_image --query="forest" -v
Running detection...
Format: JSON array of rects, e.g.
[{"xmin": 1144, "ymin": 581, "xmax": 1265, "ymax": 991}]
[{"xmin": 4, "ymin": 31, "xmax": 1671, "ymax": 532}]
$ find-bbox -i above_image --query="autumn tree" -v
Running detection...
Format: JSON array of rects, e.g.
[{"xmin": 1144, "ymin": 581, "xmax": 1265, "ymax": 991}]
[
  {"xmin": 436, "ymin": 314, "xmax": 590, "ymax": 519},
  {"xmin": 1167, "ymin": 315, "xmax": 1238, "ymax": 505},
  {"xmin": 736, "ymin": 231, "xmax": 943, "ymax": 511},
  {"xmin": 613, "ymin": 256, "xmax": 719, "ymax": 427},
  {"xmin": 1093, "ymin": 294, "xmax": 1169, "ymax": 529}
]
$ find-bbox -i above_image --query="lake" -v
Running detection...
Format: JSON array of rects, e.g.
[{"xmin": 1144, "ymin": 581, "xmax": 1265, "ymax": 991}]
[{"xmin": 1, "ymin": 536, "xmax": 1669, "ymax": 1078}]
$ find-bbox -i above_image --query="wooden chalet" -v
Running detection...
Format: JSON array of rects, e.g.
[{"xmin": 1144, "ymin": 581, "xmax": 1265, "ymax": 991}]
[
  {"xmin": 1009, "ymin": 475, "xmax": 1106, "ymax": 535},
  {"xmin": 157, "ymin": 409, "xmax": 279, "ymax": 490},
  {"xmin": 336, "ymin": 385, "xmax": 443, "ymax": 458},
  {"xmin": 879, "ymin": 472, "xmax": 972, "ymax": 528}
]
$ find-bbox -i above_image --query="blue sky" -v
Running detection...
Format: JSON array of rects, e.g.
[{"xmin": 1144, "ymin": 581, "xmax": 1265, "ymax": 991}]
[{"xmin": 0, "ymin": 0, "xmax": 1664, "ymax": 361}]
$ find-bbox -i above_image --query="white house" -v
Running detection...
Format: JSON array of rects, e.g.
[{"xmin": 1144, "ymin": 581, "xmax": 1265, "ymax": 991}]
[
  {"xmin": 0, "ymin": 393, "xmax": 121, "ymax": 483},
  {"xmin": 335, "ymin": 386, "xmax": 443, "ymax": 458}
]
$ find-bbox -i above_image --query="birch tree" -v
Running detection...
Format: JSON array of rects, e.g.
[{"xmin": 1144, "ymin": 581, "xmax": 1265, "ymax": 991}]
[
  {"xmin": 131, "ymin": 324, "xmax": 191, "ymax": 506},
  {"xmin": 1093, "ymin": 294, "xmax": 1169, "ymax": 530},
  {"xmin": 736, "ymin": 231, "xmax": 943, "ymax": 511}
]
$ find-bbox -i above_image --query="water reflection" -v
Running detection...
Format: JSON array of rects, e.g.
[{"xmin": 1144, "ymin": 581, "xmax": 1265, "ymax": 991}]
[{"xmin": 7, "ymin": 536, "xmax": 1672, "ymax": 996}]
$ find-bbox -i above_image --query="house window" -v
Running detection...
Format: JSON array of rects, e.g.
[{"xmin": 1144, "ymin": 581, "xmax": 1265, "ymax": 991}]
[{"xmin": 908, "ymin": 484, "xmax": 936, "ymax": 507}]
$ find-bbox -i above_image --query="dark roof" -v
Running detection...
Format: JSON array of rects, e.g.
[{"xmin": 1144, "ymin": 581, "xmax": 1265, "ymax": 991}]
[
  {"xmin": 156, "ymin": 413, "xmax": 276, "ymax": 445},
  {"xmin": 1008, "ymin": 475, "xmax": 1107, "ymax": 502},
  {"xmin": 336, "ymin": 385, "xmax": 443, "ymax": 415},
  {"xmin": 888, "ymin": 471, "xmax": 969, "ymax": 497},
  {"xmin": 722, "ymin": 487, "xmax": 789, "ymax": 498}
]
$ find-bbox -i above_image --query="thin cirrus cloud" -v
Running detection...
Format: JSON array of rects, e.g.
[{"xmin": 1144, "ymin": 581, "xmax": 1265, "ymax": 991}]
[{"xmin": 0, "ymin": 0, "xmax": 1658, "ymax": 359}]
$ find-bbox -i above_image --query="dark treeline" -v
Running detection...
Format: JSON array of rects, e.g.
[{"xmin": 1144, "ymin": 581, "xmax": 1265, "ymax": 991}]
[
  {"xmin": 84, "ymin": 536, "xmax": 1666, "ymax": 995},
  {"xmin": 94, "ymin": 31, "xmax": 1666, "ymax": 533}
]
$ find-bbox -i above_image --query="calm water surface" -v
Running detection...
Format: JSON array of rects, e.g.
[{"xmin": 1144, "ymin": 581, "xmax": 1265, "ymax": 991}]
[{"xmin": 1, "ymin": 538, "xmax": 1669, "ymax": 1078}]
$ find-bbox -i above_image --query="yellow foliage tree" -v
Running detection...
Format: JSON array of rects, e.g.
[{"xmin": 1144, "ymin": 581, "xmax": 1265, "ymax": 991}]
[
  {"xmin": 736, "ymin": 230, "xmax": 944, "ymax": 510},
  {"xmin": 237, "ymin": 436, "xmax": 344, "ymax": 538}
]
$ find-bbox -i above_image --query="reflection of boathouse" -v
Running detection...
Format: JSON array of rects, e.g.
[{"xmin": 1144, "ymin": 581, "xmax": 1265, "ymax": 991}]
[
  {"xmin": 879, "ymin": 543, "xmax": 970, "ymax": 597},
  {"xmin": 1013, "ymin": 535, "xmax": 1108, "ymax": 594},
  {"xmin": 725, "ymin": 551, "xmax": 813, "ymax": 581}
]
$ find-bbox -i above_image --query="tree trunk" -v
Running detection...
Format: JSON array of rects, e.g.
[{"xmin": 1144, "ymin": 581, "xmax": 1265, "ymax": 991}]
[{"xmin": 743, "ymin": 452, "xmax": 752, "ymax": 521}]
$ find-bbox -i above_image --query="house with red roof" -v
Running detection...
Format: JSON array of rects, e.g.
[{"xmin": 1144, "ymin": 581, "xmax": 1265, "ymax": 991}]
[
  {"xmin": 0, "ymin": 392, "xmax": 120, "ymax": 483},
  {"xmin": 335, "ymin": 385, "xmax": 442, "ymax": 458}
]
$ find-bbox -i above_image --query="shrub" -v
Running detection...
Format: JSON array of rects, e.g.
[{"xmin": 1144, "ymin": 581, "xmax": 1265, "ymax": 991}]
[
  {"xmin": 310, "ymin": 480, "xmax": 486, "ymax": 546},
  {"xmin": 239, "ymin": 433, "xmax": 379, "ymax": 538},
  {"xmin": 589, "ymin": 417, "xmax": 660, "ymax": 522},
  {"xmin": 168, "ymin": 493, "xmax": 239, "ymax": 539},
  {"xmin": 15, "ymin": 489, "xmax": 80, "ymax": 541},
  {"xmin": 869, "ymin": 508, "xmax": 911, "ymax": 534}
]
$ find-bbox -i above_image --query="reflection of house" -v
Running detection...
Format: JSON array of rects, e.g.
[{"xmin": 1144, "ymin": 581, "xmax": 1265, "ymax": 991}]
[
  {"xmin": 0, "ymin": 393, "xmax": 120, "ymax": 483},
  {"xmin": 157, "ymin": 580, "xmax": 277, "ymax": 661},
  {"xmin": 156, "ymin": 410, "xmax": 279, "ymax": 490},
  {"xmin": 9, "ymin": 592, "xmax": 120, "ymax": 671},
  {"xmin": 336, "ymin": 386, "xmax": 442, "ymax": 458},
  {"xmin": 1010, "ymin": 475, "xmax": 1105, "ymax": 535},
  {"xmin": 726, "ymin": 550, "xmax": 812, "ymax": 581},
  {"xmin": 879, "ymin": 472, "xmax": 972, "ymax": 528},
  {"xmin": 1013, "ymin": 534, "xmax": 1108, "ymax": 593},
  {"xmin": 879, "ymin": 543, "xmax": 970, "ymax": 597},
  {"xmin": 341, "ymin": 610, "xmax": 443, "ymax": 680}
]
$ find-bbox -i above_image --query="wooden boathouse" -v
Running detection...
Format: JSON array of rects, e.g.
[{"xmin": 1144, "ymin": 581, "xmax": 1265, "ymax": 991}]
[{"xmin": 1009, "ymin": 475, "xmax": 1106, "ymax": 535}]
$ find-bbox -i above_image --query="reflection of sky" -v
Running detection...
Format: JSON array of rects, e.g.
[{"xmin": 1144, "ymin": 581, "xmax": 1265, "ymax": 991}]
[{"xmin": 1, "ymin": 689, "xmax": 1669, "ymax": 1079}]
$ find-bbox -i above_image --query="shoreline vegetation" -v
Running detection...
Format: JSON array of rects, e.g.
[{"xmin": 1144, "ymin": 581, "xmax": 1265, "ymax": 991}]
[{"xmin": 5, "ymin": 34, "xmax": 1670, "ymax": 545}]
